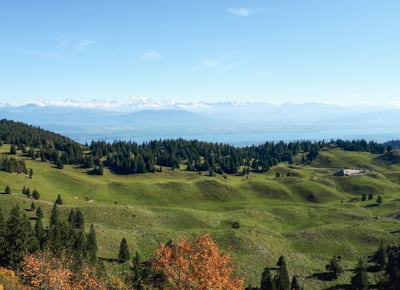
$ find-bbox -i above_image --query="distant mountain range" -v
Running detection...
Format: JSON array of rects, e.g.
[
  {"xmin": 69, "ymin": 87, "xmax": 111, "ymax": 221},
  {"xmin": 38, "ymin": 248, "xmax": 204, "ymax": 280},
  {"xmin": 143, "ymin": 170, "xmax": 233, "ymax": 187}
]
[{"xmin": 1, "ymin": 102, "xmax": 399, "ymax": 145}]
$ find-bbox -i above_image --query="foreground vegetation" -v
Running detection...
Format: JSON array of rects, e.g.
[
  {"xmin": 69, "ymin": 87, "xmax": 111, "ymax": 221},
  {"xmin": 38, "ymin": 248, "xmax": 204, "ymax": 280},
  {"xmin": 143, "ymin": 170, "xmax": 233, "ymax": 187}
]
[{"xmin": 1, "ymin": 119, "xmax": 400, "ymax": 288}]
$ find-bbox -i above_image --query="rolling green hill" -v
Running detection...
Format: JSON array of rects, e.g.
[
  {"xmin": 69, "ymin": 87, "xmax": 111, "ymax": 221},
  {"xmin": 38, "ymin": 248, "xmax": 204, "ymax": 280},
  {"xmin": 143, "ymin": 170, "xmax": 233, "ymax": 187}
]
[{"xmin": 1, "ymin": 141, "xmax": 400, "ymax": 288}]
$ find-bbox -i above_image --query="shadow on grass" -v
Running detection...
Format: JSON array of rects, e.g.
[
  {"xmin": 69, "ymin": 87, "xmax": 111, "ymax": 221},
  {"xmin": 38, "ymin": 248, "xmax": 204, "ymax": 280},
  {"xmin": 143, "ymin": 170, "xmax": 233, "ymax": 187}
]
[
  {"xmin": 311, "ymin": 272, "xmax": 337, "ymax": 281},
  {"xmin": 365, "ymin": 203, "xmax": 379, "ymax": 208},
  {"xmin": 323, "ymin": 284, "xmax": 352, "ymax": 290}
]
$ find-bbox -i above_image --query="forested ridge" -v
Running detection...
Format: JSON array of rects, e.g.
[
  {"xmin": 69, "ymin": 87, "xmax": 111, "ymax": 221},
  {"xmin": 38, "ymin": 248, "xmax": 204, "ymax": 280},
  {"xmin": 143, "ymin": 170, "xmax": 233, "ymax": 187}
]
[{"xmin": 0, "ymin": 119, "xmax": 389, "ymax": 176}]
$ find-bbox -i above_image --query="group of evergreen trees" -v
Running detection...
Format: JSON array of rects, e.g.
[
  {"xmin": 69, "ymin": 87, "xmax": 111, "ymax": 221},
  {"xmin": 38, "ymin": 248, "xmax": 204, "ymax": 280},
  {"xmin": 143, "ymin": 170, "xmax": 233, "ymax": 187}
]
[
  {"xmin": 87, "ymin": 138, "xmax": 391, "ymax": 176},
  {"xmin": 0, "ymin": 155, "xmax": 27, "ymax": 174},
  {"xmin": 0, "ymin": 200, "xmax": 97, "ymax": 271},
  {"xmin": 257, "ymin": 256, "xmax": 302, "ymax": 290},
  {"xmin": 0, "ymin": 119, "xmax": 85, "ymax": 166},
  {"xmin": 0, "ymin": 119, "xmax": 394, "ymax": 177}
]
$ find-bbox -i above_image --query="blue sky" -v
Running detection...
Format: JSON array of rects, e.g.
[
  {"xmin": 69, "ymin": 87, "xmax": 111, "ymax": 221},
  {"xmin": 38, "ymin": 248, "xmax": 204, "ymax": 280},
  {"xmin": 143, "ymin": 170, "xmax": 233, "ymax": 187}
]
[{"xmin": 1, "ymin": 0, "xmax": 399, "ymax": 106}]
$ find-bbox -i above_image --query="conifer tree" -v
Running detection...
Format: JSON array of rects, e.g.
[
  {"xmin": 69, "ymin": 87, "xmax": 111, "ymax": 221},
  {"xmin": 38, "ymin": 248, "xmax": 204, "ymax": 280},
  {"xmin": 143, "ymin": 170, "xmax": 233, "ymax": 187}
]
[
  {"xmin": 55, "ymin": 194, "xmax": 63, "ymax": 205},
  {"xmin": 118, "ymin": 237, "xmax": 130, "ymax": 263},
  {"xmin": 48, "ymin": 203, "xmax": 67, "ymax": 254},
  {"xmin": 34, "ymin": 216, "xmax": 46, "ymax": 250},
  {"xmin": 377, "ymin": 195, "xmax": 383, "ymax": 205},
  {"xmin": 86, "ymin": 223, "xmax": 97, "ymax": 264},
  {"xmin": 5, "ymin": 185, "xmax": 11, "ymax": 194},
  {"xmin": 5, "ymin": 205, "xmax": 38, "ymax": 269},
  {"xmin": 30, "ymin": 202, "xmax": 36, "ymax": 211},
  {"xmin": 0, "ymin": 208, "xmax": 7, "ymax": 266},
  {"xmin": 327, "ymin": 256, "xmax": 343, "ymax": 279},
  {"xmin": 71, "ymin": 229, "xmax": 87, "ymax": 270},
  {"xmin": 351, "ymin": 258, "xmax": 369, "ymax": 290},
  {"xmin": 290, "ymin": 276, "xmax": 301, "ymax": 290},
  {"xmin": 74, "ymin": 209, "xmax": 85, "ymax": 230},
  {"xmin": 275, "ymin": 255, "xmax": 290, "ymax": 290},
  {"xmin": 260, "ymin": 266, "xmax": 276, "ymax": 290},
  {"xmin": 25, "ymin": 187, "xmax": 31, "ymax": 198},
  {"xmin": 36, "ymin": 207, "xmax": 44, "ymax": 219},
  {"xmin": 130, "ymin": 251, "xmax": 144, "ymax": 289},
  {"xmin": 68, "ymin": 209, "xmax": 75, "ymax": 226},
  {"xmin": 50, "ymin": 203, "xmax": 59, "ymax": 227},
  {"xmin": 32, "ymin": 189, "xmax": 40, "ymax": 200},
  {"xmin": 374, "ymin": 241, "xmax": 387, "ymax": 269}
]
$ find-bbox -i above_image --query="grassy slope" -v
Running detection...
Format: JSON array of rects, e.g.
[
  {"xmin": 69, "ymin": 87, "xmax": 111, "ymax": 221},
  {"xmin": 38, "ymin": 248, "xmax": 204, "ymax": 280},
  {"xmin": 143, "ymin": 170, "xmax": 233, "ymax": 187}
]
[{"xmin": 1, "ymin": 145, "xmax": 400, "ymax": 288}]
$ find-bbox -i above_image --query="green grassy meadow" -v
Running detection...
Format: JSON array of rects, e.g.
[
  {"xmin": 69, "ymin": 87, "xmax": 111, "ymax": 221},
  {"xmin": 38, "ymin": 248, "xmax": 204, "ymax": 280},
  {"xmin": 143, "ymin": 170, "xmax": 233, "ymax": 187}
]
[{"xmin": 1, "ymin": 145, "xmax": 400, "ymax": 288}]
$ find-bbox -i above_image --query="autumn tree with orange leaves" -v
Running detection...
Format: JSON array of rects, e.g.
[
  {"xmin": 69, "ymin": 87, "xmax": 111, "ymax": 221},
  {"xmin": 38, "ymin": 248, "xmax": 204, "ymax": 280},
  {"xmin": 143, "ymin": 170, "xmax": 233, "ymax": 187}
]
[
  {"xmin": 21, "ymin": 250, "xmax": 105, "ymax": 290},
  {"xmin": 152, "ymin": 234, "xmax": 244, "ymax": 289}
]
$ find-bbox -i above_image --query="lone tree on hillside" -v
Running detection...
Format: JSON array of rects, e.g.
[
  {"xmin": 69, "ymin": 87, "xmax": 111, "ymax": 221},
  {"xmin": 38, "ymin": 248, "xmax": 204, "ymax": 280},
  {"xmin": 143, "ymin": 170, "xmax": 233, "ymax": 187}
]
[
  {"xmin": 32, "ymin": 189, "xmax": 40, "ymax": 200},
  {"xmin": 326, "ymin": 256, "xmax": 343, "ymax": 279},
  {"xmin": 5, "ymin": 185, "xmax": 11, "ymax": 194},
  {"xmin": 377, "ymin": 195, "xmax": 383, "ymax": 205},
  {"xmin": 118, "ymin": 237, "xmax": 130, "ymax": 263},
  {"xmin": 55, "ymin": 194, "xmax": 63, "ymax": 205}
]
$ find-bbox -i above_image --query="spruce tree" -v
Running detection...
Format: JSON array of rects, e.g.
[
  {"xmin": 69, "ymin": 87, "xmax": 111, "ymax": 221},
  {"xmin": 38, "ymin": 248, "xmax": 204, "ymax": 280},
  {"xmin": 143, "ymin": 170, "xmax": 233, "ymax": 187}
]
[
  {"xmin": 130, "ymin": 251, "xmax": 144, "ymax": 289},
  {"xmin": 374, "ymin": 241, "xmax": 387, "ymax": 269},
  {"xmin": 30, "ymin": 202, "xmax": 36, "ymax": 211},
  {"xmin": 55, "ymin": 194, "xmax": 63, "ymax": 205},
  {"xmin": 260, "ymin": 266, "xmax": 276, "ymax": 290},
  {"xmin": 35, "ymin": 207, "xmax": 44, "ymax": 219},
  {"xmin": 327, "ymin": 256, "xmax": 343, "ymax": 279},
  {"xmin": 351, "ymin": 258, "xmax": 369, "ymax": 290},
  {"xmin": 118, "ymin": 237, "xmax": 130, "ymax": 263},
  {"xmin": 290, "ymin": 276, "xmax": 301, "ymax": 290},
  {"xmin": 50, "ymin": 203, "xmax": 59, "ymax": 227},
  {"xmin": 5, "ymin": 205, "xmax": 37, "ymax": 269},
  {"xmin": 71, "ymin": 229, "xmax": 87, "ymax": 271},
  {"xmin": 68, "ymin": 208, "xmax": 76, "ymax": 226},
  {"xmin": 377, "ymin": 195, "xmax": 383, "ymax": 205},
  {"xmin": 32, "ymin": 189, "xmax": 40, "ymax": 200},
  {"xmin": 86, "ymin": 223, "xmax": 97, "ymax": 264},
  {"xmin": 275, "ymin": 255, "xmax": 290, "ymax": 290},
  {"xmin": 25, "ymin": 187, "xmax": 31, "ymax": 198},
  {"xmin": 5, "ymin": 185, "xmax": 11, "ymax": 194},
  {"xmin": 48, "ymin": 203, "xmax": 67, "ymax": 254},
  {"xmin": 34, "ymin": 216, "xmax": 46, "ymax": 250},
  {"xmin": 0, "ymin": 208, "xmax": 7, "ymax": 266},
  {"xmin": 74, "ymin": 209, "xmax": 85, "ymax": 230}
]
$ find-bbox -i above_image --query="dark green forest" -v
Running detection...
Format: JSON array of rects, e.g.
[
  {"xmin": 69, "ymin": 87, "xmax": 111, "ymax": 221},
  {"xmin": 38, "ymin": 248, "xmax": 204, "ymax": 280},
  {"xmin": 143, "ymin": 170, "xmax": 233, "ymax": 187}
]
[{"xmin": 0, "ymin": 119, "xmax": 387, "ymax": 176}]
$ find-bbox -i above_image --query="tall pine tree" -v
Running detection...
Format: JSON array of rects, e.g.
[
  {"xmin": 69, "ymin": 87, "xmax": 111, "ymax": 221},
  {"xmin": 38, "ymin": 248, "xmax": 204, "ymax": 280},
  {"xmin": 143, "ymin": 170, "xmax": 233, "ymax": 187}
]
[
  {"xmin": 86, "ymin": 223, "xmax": 97, "ymax": 264},
  {"xmin": 0, "ymin": 207, "xmax": 7, "ymax": 266},
  {"xmin": 260, "ymin": 266, "xmax": 276, "ymax": 290},
  {"xmin": 275, "ymin": 255, "xmax": 290, "ymax": 290},
  {"xmin": 118, "ymin": 237, "xmax": 130, "ymax": 263},
  {"xmin": 351, "ymin": 258, "xmax": 369, "ymax": 290}
]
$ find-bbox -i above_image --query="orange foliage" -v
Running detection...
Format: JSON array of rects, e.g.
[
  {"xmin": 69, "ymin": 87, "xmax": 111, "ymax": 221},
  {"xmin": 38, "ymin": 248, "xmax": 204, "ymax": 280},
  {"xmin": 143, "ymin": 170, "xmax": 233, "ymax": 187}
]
[
  {"xmin": 21, "ymin": 251, "xmax": 105, "ymax": 290},
  {"xmin": 152, "ymin": 234, "xmax": 245, "ymax": 289},
  {"xmin": 0, "ymin": 267, "xmax": 28, "ymax": 289}
]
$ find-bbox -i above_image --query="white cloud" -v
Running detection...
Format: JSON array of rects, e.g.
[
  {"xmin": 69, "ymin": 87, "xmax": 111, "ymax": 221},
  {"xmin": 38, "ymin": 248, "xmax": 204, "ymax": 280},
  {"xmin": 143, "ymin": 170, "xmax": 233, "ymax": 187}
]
[
  {"xmin": 75, "ymin": 39, "xmax": 95, "ymax": 51},
  {"xmin": 140, "ymin": 49, "xmax": 161, "ymax": 60},
  {"xmin": 53, "ymin": 34, "xmax": 95, "ymax": 51},
  {"xmin": 227, "ymin": 8, "xmax": 250, "ymax": 16}
]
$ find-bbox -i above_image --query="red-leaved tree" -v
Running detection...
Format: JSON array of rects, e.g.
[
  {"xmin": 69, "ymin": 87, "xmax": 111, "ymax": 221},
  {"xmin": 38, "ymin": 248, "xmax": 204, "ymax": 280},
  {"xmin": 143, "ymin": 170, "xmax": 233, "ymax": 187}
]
[{"xmin": 152, "ymin": 234, "xmax": 244, "ymax": 289}]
